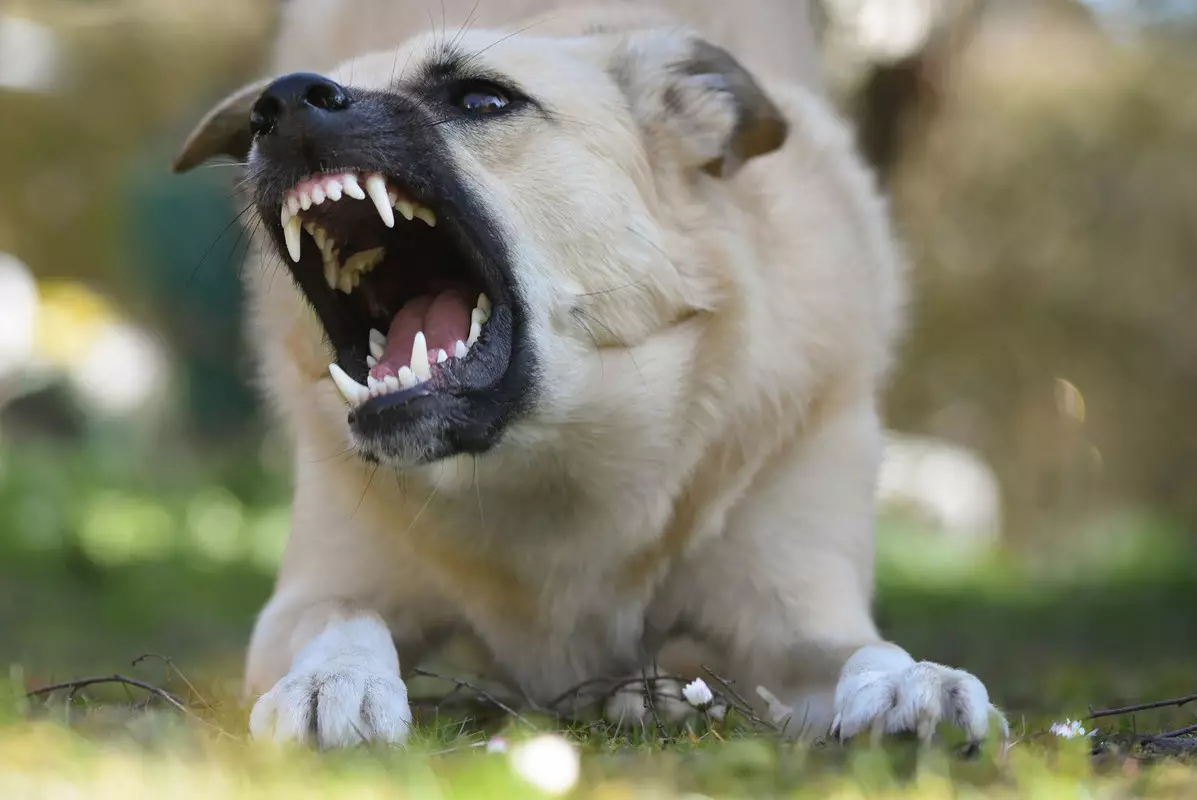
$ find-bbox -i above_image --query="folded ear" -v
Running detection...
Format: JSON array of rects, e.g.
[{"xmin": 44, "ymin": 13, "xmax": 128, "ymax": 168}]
[
  {"xmin": 613, "ymin": 33, "xmax": 788, "ymax": 178},
  {"xmin": 172, "ymin": 78, "xmax": 270, "ymax": 174}
]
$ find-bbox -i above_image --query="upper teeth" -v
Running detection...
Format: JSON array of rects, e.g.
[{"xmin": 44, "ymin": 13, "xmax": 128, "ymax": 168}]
[
  {"xmin": 277, "ymin": 172, "xmax": 438, "ymax": 293},
  {"xmin": 328, "ymin": 294, "xmax": 493, "ymax": 409}
]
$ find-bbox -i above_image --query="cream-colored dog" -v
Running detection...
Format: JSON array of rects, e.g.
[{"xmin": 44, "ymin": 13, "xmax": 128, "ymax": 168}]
[{"xmin": 175, "ymin": 2, "xmax": 1005, "ymax": 749}]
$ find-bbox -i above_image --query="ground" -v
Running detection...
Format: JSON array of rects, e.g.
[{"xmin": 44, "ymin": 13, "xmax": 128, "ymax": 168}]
[{"xmin": 2, "ymin": 438, "xmax": 1196, "ymax": 797}]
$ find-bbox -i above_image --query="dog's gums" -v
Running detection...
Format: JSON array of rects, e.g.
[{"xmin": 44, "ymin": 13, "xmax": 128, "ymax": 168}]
[{"xmin": 276, "ymin": 169, "xmax": 495, "ymax": 407}]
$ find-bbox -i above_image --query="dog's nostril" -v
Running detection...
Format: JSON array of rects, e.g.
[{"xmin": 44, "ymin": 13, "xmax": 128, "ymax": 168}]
[
  {"xmin": 304, "ymin": 81, "xmax": 348, "ymax": 112},
  {"xmin": 250, "ymin": 95, "xmax": 281, "ymax": 137}
]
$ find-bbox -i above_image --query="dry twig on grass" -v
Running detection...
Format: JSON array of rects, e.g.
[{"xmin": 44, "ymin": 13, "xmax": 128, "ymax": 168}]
[{"xmin": 26, "ymin": 675, "xmax": 189, "ymax": 713}]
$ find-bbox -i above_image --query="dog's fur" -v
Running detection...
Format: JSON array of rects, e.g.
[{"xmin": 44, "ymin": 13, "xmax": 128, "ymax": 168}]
[{"xmin": 176, "ymin": 1, "xmax": 1004, "ymax": 747}]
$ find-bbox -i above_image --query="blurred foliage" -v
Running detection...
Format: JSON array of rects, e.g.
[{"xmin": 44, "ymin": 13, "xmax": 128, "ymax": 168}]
[{"xmin": 883, "ymin": 9, "xmax": 1197, "ymax": 544}]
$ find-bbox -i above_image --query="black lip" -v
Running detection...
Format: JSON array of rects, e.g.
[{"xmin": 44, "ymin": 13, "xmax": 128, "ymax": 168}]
[{"xmin": 246, "ymin": 85, "xmax": 537, "ymax": 461}]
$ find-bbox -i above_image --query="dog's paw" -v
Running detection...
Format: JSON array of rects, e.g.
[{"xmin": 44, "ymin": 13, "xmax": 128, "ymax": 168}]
[
  {"xmin": 831, "ymin": 645, "xmax": 1007, "ymax": 744},
  {"xmin": 249, "ymin": 617, "xmax": 412, "ymax": 749}
]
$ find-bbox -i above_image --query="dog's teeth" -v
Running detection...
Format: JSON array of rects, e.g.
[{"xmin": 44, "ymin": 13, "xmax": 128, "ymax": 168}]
[
  {"xmin": 397, "ymin": 366, "xmax": 416, "ymax": 388},
  {"xmin": 284, "ymin": 215, "xmax": 303, "ymax": 263},
  {"xmin": 477, "ymin": 293, "xmax": 492, "ymax": 316},
  {"xmin": 454, "ymin": 340, "xmax": 468, "ymax": 359},
  {"xmin": 368, "ymin": 329, "xmax": 385, "ymax": 361},
  {"xmin": 411, "ymin": 331, "xmax": 431, "ymax": 381},
  {"xmin": 341, "ymin": 173, "xmax": 367, "ymax": 200},
  {"xmin": 281, "ymin": 204, "xmax": 292, "ymax": 228},
  {"xmin": 367, "ymin": 375, "xmax": 384, "ymax": 396},
  {"xmin": 384, "ymin": 375, "xmax": 401, "ymax": 393},
  {"xmin": 366, "ymin": 355, "xmax": 378, "ymax": 368},
  {"xmin": 311, "ymin": 185, "xmax": 326, "ymax": 205},
  {"xmin": 466, "ymin": 320, "xmax": 481, "ymax": 348},
  {"xmin": 343, "ymin": 247, "xmax": 385, "ymax": 276},
  {"xmin": 394, "ymin": 199, "xmax": 415, "ymax": 221},
  {"xmin": 287, "ymin": 195, "xmax": 300, "ymax": 216},
  {"xmin": 299, "ymin": 191, "xmax": 313, "ymax": 211},
  {"xmin": 337, "ymin": 271, "xmax": 355, "ymax": 294},
  {"xmin": 321, "ymin": 236, "xmax": 337, "ymax": 256},
  {"xmin": 470, "ymin": 307, "xmax": 488, "ymax": 328},
  {"xmin": 328, "ymin": 363, "xmax": 369, "ymax": 407},
  {"xmin": 312, "ymin": 227, "xmax": 327, "ymax": 250},
  {"xmin": 414, "ymin": 206, "xmax": 436, "ymax": 227},
  {"xmin": 365, "ymin": 175, "xmax": 395, "ymax": 228},
  {"xmin": 387, "ymin": 189, "xmax": 399, "ymax": 206},
  {"xmin": 323, "ymin": 252, "xmax": 339, "ymax": 290},
  {"xmin": 436, "ymin": 349, "xmax": 448, "ymax": 364},
  {"xmin": 325, "ymin": 179, "xmax": 343, "ymax": 202}
]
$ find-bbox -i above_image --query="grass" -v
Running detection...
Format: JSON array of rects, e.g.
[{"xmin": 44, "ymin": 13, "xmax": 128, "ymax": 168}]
[{"xmin": 2, "ymin": 438, "xmax": 1197, "ymax": 797}]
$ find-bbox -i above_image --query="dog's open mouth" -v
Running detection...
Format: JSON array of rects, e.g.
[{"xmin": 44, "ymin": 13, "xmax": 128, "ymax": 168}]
[{"xmin": 274, "ymin": 170, "xmax": 512, "ymax": 417}]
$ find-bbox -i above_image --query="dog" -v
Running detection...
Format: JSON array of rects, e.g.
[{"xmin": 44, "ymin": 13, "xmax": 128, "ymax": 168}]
[{"xmin": 173, "ymin": 2, "xmax": 1006, "ymax": 748}]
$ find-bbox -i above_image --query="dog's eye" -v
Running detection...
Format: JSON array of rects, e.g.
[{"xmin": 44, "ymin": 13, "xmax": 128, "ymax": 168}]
[{"xmin": 452, "ymin": 82, "xmax": 512, "ymax": 115}]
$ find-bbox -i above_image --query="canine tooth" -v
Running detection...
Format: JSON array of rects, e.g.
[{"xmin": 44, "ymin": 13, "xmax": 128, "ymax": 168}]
[
  {"xmin": 281, "ymin": 204, "xmax": 292, "ymax": 228},
  {"xmin": 411, "ymin": 331, "xmax": 431, "ymax": 381},
  {"xmin": 365, "ymin": 175, "xmax": 395, "ymax": 228},
  {"xmin": 397, "ymin": 366, "xmax": 416, "ymax": 388},
  {"xmin": 341, "ymin": 174, "xmax": 366, "ymax": 200},
  {"xmin": 471, "ymin": 307, "xmax": 489, "ymax": 328},
  {"xmin": 311, "ymin": 185, "xmax": 326, "ymax": 205},
  {"xmin": 325, "ymin": 179, "xmax": 343, "ymax": 202},
  {"xmin": 366, "ymin": 355, "xmax": 378, "ymax": 368},
  {"xmin": 328, "ymin": 363, "xmax": 369, "ymax": 407},
  {"xmin": 436, "ymin": 349, "xmax": 448, "ymax": 364},
  {"xmin": 454, "ymin": 340, "xmax": 468, "ymax": 359},
  {"xmin": 299, "ymin": 192, "xmax": 312, "ymax": 211},
  {"xmin": 368, "ymin": 329, "xmax": 385, "ymax": 361},
  {"xmin": 338, "ymin": 271, "xmax": 355, "ymax": 294},
  {"xmin": 367, "ymin": 375, "xmax": 384, "ymax": 395},
  {"xmin": 477, "ymin": 293, "xmax": 492, "ymax": 316},
  {"xmin": 284, "ymin": 215, "xmax": 303, "ymax": 263},
  {"xmin": 312, "ymin": 227, "xmax": 327, "ymax": 250},
  {"xmin": 394, "ymin": 199, "xmax": 415, "ymax": 221},
  {"xmin": 466, "ymin": 320, "xmax": 481, "ymax": 348},
  {"xmin": 414, "ymin": 206, "xmax": 436, "ymax": 227},
  {"xmin": 323, "ymin": 253, "xmax": 338, "ymax": 289},
  {"xmin": 384, "ymin": 375, "xmax": 401, "ymax": 393},
  {"xmin": 321, "ymin": 236, "xmax": 337, "ymax": 256},
  {"xmin": 287, "ymin": 195, "xmax": 300, "ymax": 216}
]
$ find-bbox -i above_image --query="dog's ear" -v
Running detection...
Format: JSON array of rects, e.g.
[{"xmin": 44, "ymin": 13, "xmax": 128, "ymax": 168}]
[
  {"xmin": 172, "ymin": 79, "xmax": 270, "ymax": 174},
  {"xmin": 613, "ymin": 33, "xmax": 788, "ymax": 178}
]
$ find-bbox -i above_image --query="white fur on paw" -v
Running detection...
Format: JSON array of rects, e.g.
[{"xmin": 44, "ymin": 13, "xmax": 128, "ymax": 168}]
[
  {"xmin": 831, "ymin": 653, "xmax": 1007, "ymax": 743},
  {"xmin": 249, "ymin": 617, "xmax": 412, "ymax": 749}
]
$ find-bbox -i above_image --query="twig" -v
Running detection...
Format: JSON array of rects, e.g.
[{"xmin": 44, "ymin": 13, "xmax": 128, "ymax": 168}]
[
  {"xmin": 1153, "ymin": 722, "xmax": 1197, "ymax": 740},
  {"xmin": 411, "ymin": 668, "xmax": 536, "ymax": 729},
  {"xmin": 640, "ymin": 666, "xmax": 667, "ymax": 741},
  {"xmin": 27, "ymin": 675, "xmax": 188, "ymax": 714},
  {"xmin": 132, "ymin": 653, "xmax": 217, "ymax": 711},
  {"xmin": 700, "ymin": 665, "xmax": 780, "ymax": 733},
  {"xmin": 1087, "ymin": 693, "xmax": 1197, "ymax": 721},
  {"xmin": 546, "ymin": 674, "xmax": 681, "ymax": 711}
]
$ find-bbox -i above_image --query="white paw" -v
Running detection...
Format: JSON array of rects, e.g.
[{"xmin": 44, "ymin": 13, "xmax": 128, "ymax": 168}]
[
  {"xmin": 249, "ymin": 617, "xmax": 412, "ymax": 749},
  {"xmin": 831, "ymin": 645, "xmax": 1007, "ymax": 744}
]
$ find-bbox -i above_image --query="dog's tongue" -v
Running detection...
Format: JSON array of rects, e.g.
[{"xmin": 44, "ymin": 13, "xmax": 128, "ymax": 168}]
[{"xmin": 370, "ymin": 289, "xmax": 472, "ymax": 379}]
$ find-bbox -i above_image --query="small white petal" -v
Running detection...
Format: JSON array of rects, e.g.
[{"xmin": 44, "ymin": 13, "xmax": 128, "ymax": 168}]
[{"xmin": 682, "ymin": 678, "xmax": 714, "ymax": 708}]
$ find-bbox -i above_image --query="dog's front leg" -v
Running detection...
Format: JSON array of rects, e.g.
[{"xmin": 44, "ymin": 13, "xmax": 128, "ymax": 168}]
[
  {"xmin": 247, "ymin": 600, "xmax": 414, "ymax": 748},
  {"xmin": 663, "ymin": 399, "xmax": 1006, "ymax": 745}
]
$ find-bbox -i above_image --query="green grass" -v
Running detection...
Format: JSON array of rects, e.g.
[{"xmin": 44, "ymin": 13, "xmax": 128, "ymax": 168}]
[{"xmin": 3, "ymin": 439, "xmax": 1197, "ymax": 797}]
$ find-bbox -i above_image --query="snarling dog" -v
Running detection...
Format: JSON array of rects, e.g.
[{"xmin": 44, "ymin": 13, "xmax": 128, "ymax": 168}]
[{"xmin": 174, "ymin": 7, "xmax": 1006, "ymax": 749}]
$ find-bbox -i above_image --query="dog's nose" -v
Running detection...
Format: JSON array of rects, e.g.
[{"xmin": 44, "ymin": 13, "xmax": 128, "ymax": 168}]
[{"xmin": 250, "ymin": 73, "xmax": 350, "ymax": 137}]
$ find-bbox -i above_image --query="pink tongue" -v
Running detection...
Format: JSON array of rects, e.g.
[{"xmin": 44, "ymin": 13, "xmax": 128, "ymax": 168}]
[{"xmin": 370, "ymin": 289, "xmax": 472, "ymax": 379}]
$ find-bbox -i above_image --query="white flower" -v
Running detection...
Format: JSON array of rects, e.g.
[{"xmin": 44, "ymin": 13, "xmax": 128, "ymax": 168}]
[
  {"xmin": 509, "ymin": 734, "xmax": 580, "ymax": 796},
  {"xmin": 486, "ymin": 736, "xmax": 509, "ymax": 754},
  {"xmin": 1049, "ymin": 719, "xmax": 1093, "ymax": 739},
  {"xmin": 683, "ymin": 678, "xmax": 714, "ymax": 709}
]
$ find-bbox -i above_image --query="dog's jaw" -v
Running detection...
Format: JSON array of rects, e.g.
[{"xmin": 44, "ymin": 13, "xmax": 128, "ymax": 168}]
[{"xmin": 246, "ymin": 84, "xmax": 538, "ymax": 466}]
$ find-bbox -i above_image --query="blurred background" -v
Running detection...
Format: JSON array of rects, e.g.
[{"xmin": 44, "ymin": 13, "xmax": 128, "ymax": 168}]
[{"xmin": 1, "ymin": 0, "xmax": 1196, "ymax": 723}]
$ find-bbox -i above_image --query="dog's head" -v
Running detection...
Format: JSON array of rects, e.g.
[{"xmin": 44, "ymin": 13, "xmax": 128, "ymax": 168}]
[{"xmin": 175, "ymin": 25, "xmax": 787, "ymax": 467}]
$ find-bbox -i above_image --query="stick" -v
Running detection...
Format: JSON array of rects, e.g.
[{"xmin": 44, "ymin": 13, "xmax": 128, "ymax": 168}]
[
  {"xmin": 27, "ymin": 675, "xmax": 188, "ymax": 714},
  {"xmin": 1087, "ymin": 693, "xmax": 1197, "ymax": 721},
  {"xmin": 700, "ymin": 665, "xmax": 780, "ymax": 733},
  {"xmin": 411, "ymin": 668, "xmax": 536, "ymax": 729}
]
